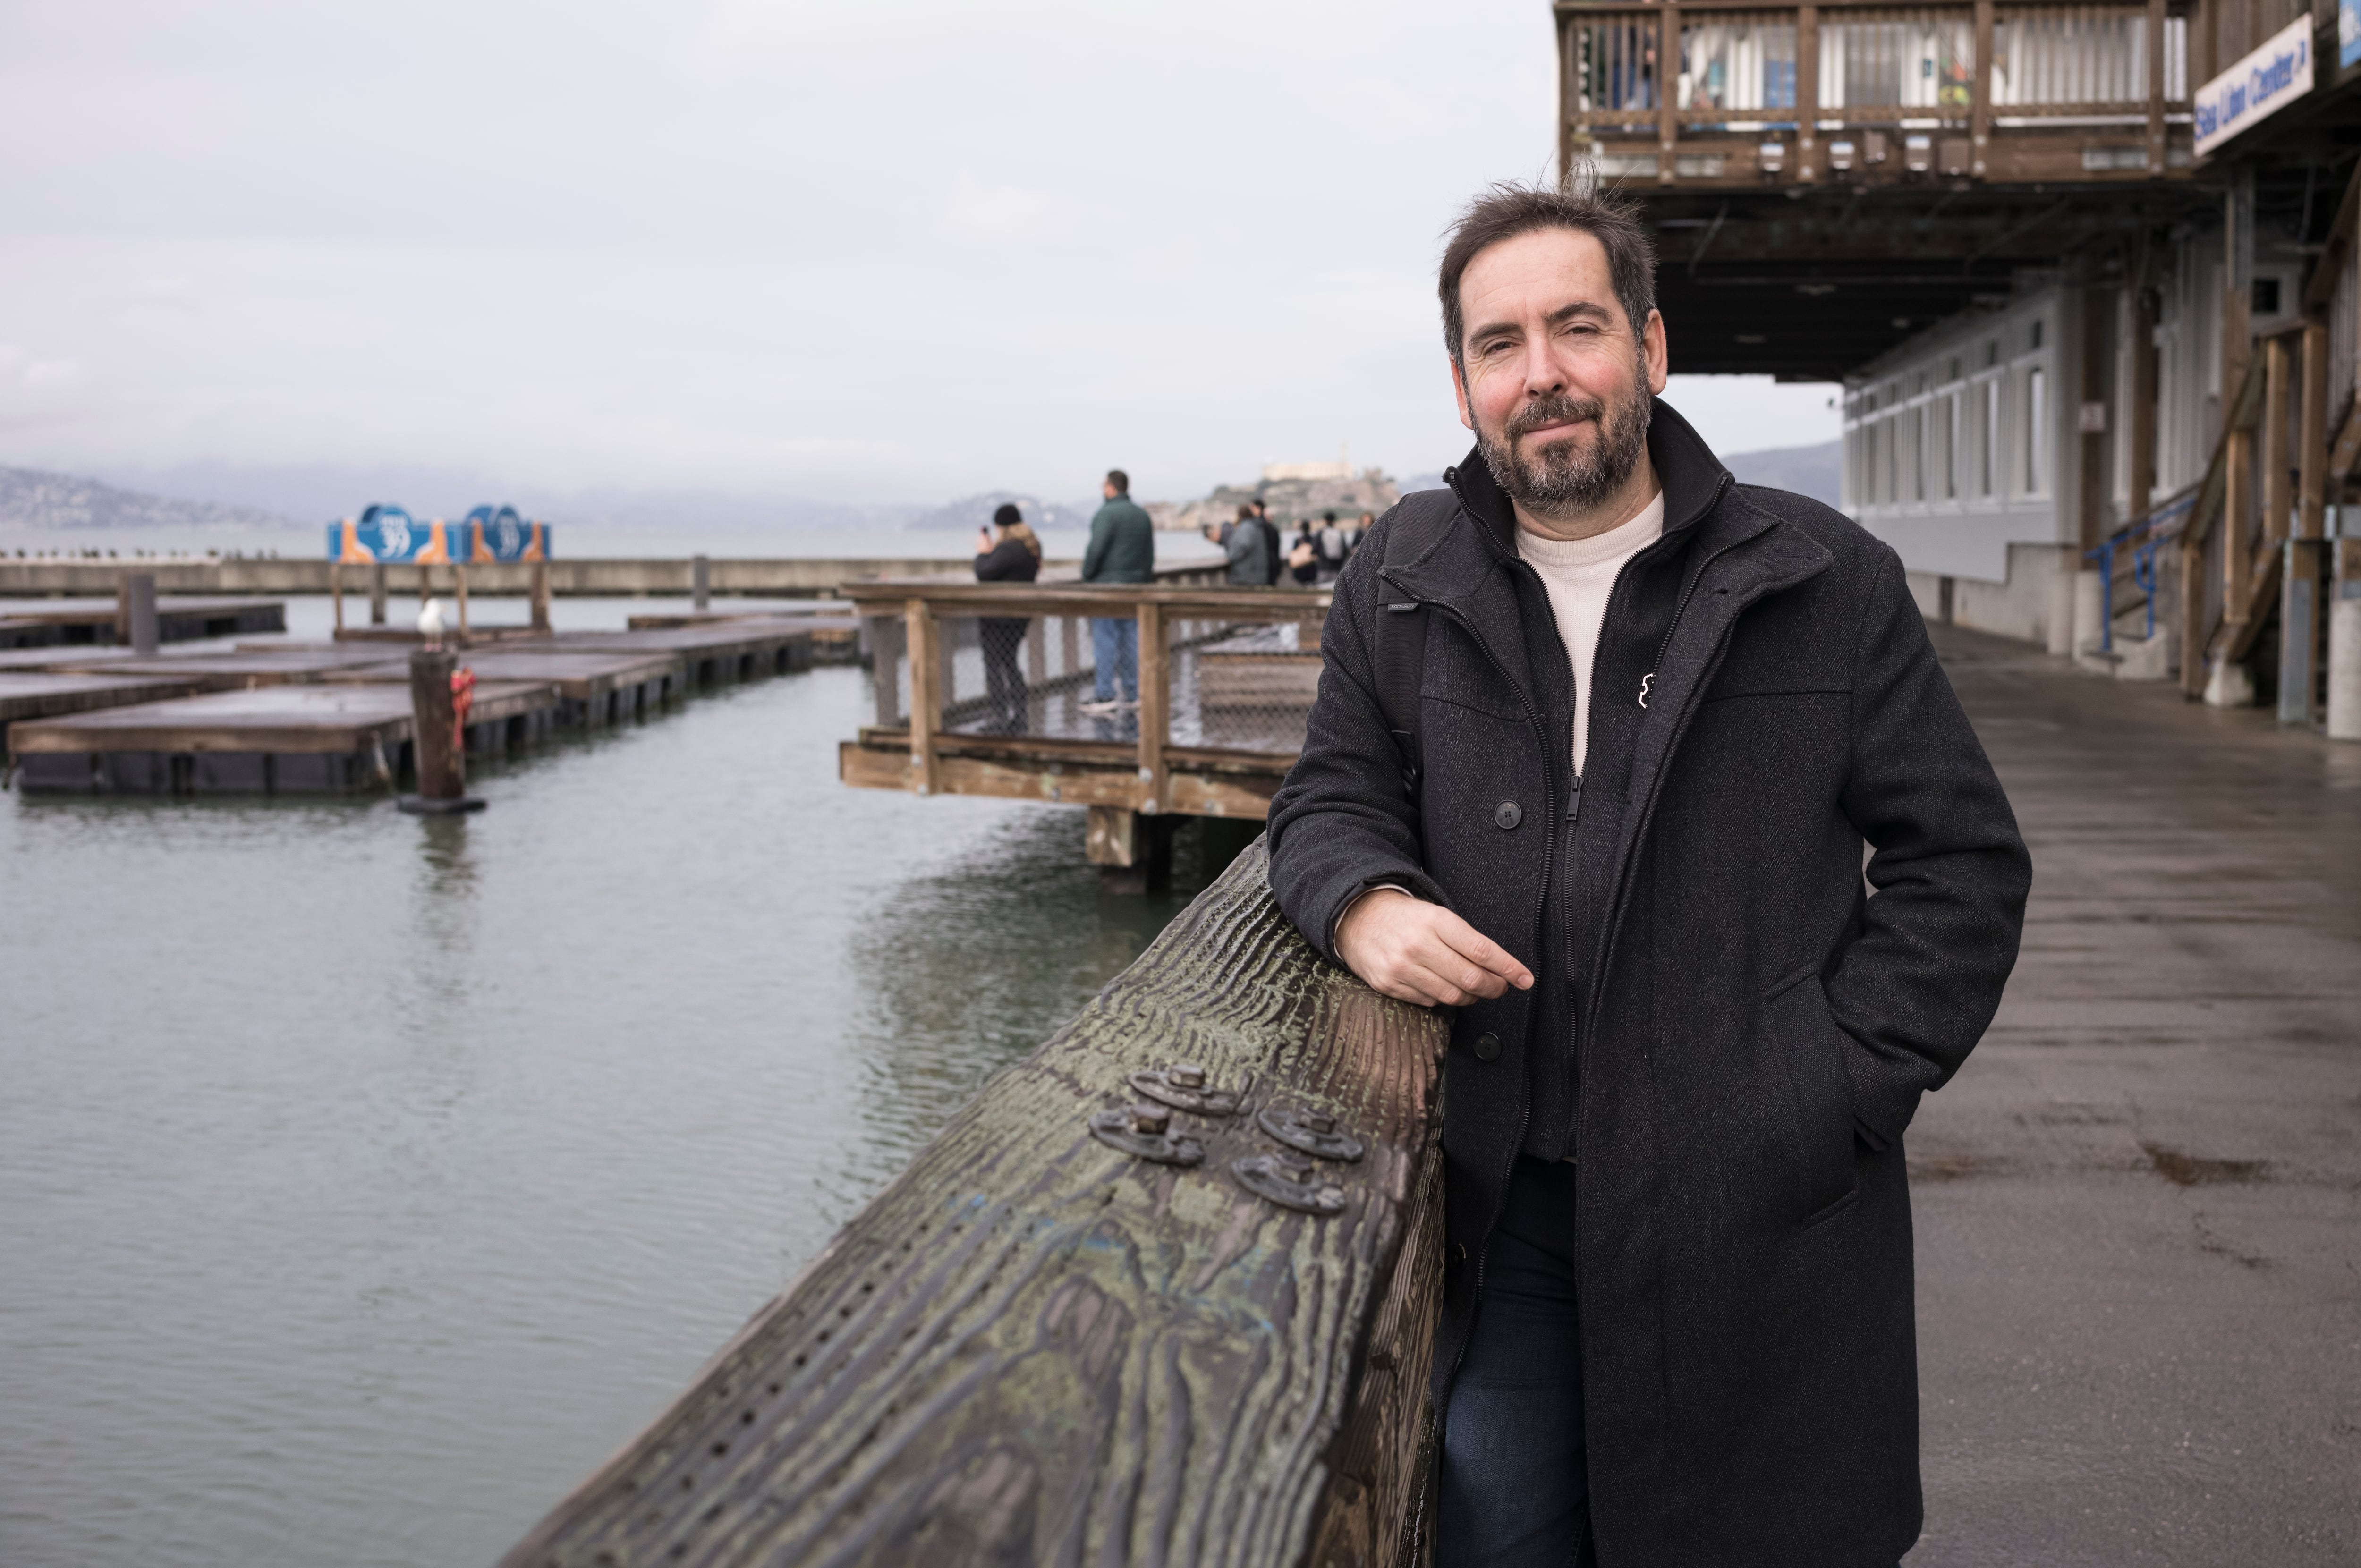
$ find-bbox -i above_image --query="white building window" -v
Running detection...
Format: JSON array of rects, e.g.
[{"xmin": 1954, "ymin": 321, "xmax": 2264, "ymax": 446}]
[
  {"xmin": 2024, "ymin": 364, "xmax": 2046, "ymax": 493},
  {"xmin": 1944, "ymin": 393, "xmax": 1960, "ymax": 500},
  {"xmin": 1982, "ymin": 378, "xmax": 1999, "ymax": 497}
]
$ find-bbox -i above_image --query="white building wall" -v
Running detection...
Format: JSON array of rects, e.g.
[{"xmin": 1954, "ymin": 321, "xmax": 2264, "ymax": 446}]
[{"xmin": 1842, "ymin": 289, "xmax": 2064, "ymax": 584}]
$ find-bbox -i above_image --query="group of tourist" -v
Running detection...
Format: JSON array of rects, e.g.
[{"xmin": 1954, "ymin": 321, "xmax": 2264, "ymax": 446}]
[
  {"xmin": 1207, "ymin": 502, "xmax": 1370, "ymax": 587},
  {"xmin": 969, "ymin": 474, "xmax": 1369, "ymax": 729}
]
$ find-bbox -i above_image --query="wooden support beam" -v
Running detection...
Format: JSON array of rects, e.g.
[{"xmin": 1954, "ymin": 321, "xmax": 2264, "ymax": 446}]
[
  {"xmin": 1796, "ymin": 5, "xmax": 1819, "ymax": 180},
  {"xmin": 529, "ymin": 558, "xmax": 551, "ymax": 633},
  {"xmin": 2333, "ymin": 399, "xmax": 2361, "ymax": 484},
  {"xmin": 2262, "ymin": 334, "xmax": 2293, "ymax": 547},
  {"xmin": 842, "ymin": 740, "xmax": 1283, "ymax": 820},
  {"xmin": 1659, "ymin": 3, "xmax": 1680, "ymax": 185},
  {"xmin": 330, "ymin": 560, "xmax": 345, "ymax": 635},
  {"xmin": 2298, "ymin": 316, "xmax": 2329, "ymax": 540},
  {"xmin": 1970, "ymin": 0, "xmax": 1995, "ymax": 178},
  {"xmin": 369, "ymin": 562, "xmax": 388, "ymax": 627},
  {"xmin": 2144, "ymin": 0, "xmax": 2166, "ymax": 171},
  {"xmin": 2181, "ymin": 534, "xmax": 2208, "ymax": 697},
  {"xmin": 1556, "ymin": 8, "xmax": 1575, "ymax": 186},
  {"xmin": 498, "ymin": 843, "xmax": 1448, "ymax": 1568},
  {"xmin": 904, "ymin": 597, "xmax": 938, "ymax": 796},
  {"xmin": 1135, "ymin": 602, "xmax": 1167, "ymax": 814},
  {"xmin": 2225, "ymin": 426, "xmax": 2254, "ymax": 628},
  {"xmin": 2225, "ymin": 535, "xmax": 2284, "ymax": 663},
  {"xmin": 2300, "ymin": 156, "xmax": 2361, "ymax": 314}
]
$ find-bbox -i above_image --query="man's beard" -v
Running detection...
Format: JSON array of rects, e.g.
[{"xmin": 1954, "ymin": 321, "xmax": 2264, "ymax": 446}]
[{"xmin": 1475, "ymin": 372, "xmax": 1652, "ymax": 519}]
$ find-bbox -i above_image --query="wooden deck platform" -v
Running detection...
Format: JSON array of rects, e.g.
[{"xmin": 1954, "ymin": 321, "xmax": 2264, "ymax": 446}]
[
  {"xmin": 0, "ymin": 672, "xmax": 207, "ymax": 754},
  {"xmin": 836, "ymin": 583, "xmax": 1328, "ymax": 883},
  {"xmin": 0, "ymin": 596, "xmax": 287, "ymax": 649},
  {"xmin": 326, "ymin": 650, "xmax": 686, "ymax": 724},
  {"xmin": 34, "ymin": 646, "xmax": 399, "ymax": 688},
  {"xmin": 544, "ymin": 615, "xmax": 861, "ymax": 678},
  {"xmin": 8, "ymin": 680, "xmax": 557, "ymax": 795},
  {"xmin": 5, "ymin": 612, "xmax": 866, "ymax": 797}
]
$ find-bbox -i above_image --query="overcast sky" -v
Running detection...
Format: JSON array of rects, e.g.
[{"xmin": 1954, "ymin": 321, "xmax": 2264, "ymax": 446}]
[{"xmin": 0, "ymin": 0, "xmax": 1839, "ymax": 513}]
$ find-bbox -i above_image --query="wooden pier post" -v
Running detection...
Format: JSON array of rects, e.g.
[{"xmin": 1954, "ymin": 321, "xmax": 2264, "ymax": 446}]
[
  {"xmin": 369, "ymin": 562, "xmax": 389, "ymax": 626},
  {"xmin": 905, "ymin": 598, "xmax": 939, "ymax": 796},
  {"xmin": 529, "ymin": 559, "xmax": 551, "ymax": 633},
  {"xmin": 693, "ymin": 554, "xmax": 711, "ymax": 612},
  {"xmin": 455, "ymin": 564, "xmax": 471, "ymax": 641},
  {"xmin": 1135, "ymin": 602, "xmax": 1167, "ymax": 814},
  {"xmin": 120, "ymin": 573, "xmax": 159, "ymax": 655},
  {"xmin": 1796, "ymin": 5, "xmax": 1818, "ymax": 180},
  {"xmin": 331, "ymin": 560, "xmax": 345, "ymax": 635},
  {"xmin": 397, "ymin": 648, "xmax": 485, "ymax": 814}
]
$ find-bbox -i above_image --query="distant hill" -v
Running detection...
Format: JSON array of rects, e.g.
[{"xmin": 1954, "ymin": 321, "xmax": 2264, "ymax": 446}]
[
  {"xmin": 1724, "ymin": 439, "xmax": 1840, "ymax": 507},
  {"xmin": 0, "ymin": 465, "xmax": 290, "ymax": 530},
  {"xmin": 904, "ymin": 491, "xmax": 1095, "ymax": 532}
]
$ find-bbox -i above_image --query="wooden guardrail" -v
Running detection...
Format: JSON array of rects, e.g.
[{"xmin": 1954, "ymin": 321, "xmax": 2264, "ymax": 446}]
[
  {"xmin": 500, "ymin": 839, "xmax": 1448, "ymax": 1568},
  {"xmin": 0, "ymin": 557, "xmax": 1226, "ymax": 600},
  {"xmin": 838, "ymin": 581, "xmax": 1334, "ymax": 826},
  {"xmin": 1557, "ymin": 0, "xmax": 2196, "ymax": 188}
]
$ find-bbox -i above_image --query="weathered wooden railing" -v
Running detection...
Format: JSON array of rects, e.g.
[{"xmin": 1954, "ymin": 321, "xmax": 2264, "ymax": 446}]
[
  {"xmin": 1556, "ymin": 0, "xmax": 2198, "ymax": 188},
  {"xmin": 839, "ymin": 581, "xmax": 1333, "ymax": 880},
  {"xmin": 501, "ymin": 840, "xmax": 1448, "ymax": 1568}
]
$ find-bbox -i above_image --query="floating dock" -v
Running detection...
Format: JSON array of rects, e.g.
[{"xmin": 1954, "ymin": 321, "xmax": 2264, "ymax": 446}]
[
  {"xmin": 3, "ymin": 611, "xmax": 866, "ymax": 795},
  {"xmin": 8, "ymin": 681, "xmax": 560, "ymax": 794},
  {"xmin": 0, "ymin": 596, "xmax": 289, "ymax": 649},
  {"xmin": 35, "ymin": 645, "xmax": 403, "ymax": 689},
  {"xmin": 0, "ymin": 672, "xmax": 207, "ymax": 754},
  {"xmin": 327, "ymin": 650, "xmax": 686, "ymax": 725}
]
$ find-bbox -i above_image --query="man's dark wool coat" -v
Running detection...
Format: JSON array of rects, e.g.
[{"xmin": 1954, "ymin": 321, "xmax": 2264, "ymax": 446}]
[{"xmin": 1267, "ymin": 400, "xmax": 2030, "ymax": 1567}]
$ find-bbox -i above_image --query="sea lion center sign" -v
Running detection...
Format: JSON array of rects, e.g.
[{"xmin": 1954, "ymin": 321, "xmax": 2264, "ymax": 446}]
[{"xmin": 2194, "ymin": 17, "xmax": 2313, "ymax": 158}]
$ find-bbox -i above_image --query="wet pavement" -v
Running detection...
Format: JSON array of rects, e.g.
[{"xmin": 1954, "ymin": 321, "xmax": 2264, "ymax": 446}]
[{"xmin": 1908, "ymin": 627, "xmax": 2361, "ymax": 1566}]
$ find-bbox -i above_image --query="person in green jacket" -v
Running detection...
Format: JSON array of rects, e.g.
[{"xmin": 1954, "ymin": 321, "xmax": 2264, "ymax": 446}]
[{"xmin": 1080, "ymin": 469, "xmax": 1153, "ymax": 709}]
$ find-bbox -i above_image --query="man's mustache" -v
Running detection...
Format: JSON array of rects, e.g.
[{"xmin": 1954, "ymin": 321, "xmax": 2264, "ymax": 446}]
[{"xmin": 1506, "ymin": 394, "xmax": 1607, "ymax": 441}]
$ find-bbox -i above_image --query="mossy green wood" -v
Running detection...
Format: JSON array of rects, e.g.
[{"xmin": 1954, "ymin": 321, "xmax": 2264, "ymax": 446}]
[{"xmin": 501, "ymin": 841, "xmax": 1447, "ymax": 1568}]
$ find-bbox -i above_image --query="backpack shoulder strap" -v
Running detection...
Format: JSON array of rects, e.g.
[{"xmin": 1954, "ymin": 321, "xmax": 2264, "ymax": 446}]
[{"xmin": 1371, "ymin": 487, "xmax": 1458, "ymax": 796}]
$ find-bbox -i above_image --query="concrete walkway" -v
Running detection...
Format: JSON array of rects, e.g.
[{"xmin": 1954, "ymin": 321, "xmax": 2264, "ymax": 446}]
[{"xmin": 1910, "ymin": 627, "xmax": 2361, "ymax": 1565}]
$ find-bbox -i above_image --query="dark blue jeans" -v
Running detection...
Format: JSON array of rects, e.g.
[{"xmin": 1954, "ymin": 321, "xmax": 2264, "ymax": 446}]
[
  {"xmin": 1089, "ymin": 616, "xmax": 1138, "ymax": 702},
  {"xmin": 1438, "ymin": 1156, "xmax": 1595, "ymax": 1568}
]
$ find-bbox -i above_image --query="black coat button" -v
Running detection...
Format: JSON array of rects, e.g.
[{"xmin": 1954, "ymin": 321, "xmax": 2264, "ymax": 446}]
[
  {"xmin": 1472, "ymin": 1031, "xmax": 1501, "ymax": 1061},
  {"xmin": 1493, "ymin": 800, "xmax": 1522, "ymax": 830}
]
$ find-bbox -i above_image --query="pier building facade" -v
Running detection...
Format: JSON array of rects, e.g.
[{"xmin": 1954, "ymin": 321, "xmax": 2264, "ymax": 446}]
[{"xmin": 1554, "ymin": 0, "xmax": 2361, "ymax": 713}]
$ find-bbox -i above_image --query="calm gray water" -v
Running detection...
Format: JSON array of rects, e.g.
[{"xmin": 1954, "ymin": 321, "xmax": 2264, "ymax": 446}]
[{"xmin": 0, "ymin": 603, "xmax": 1227, "ymax": 1566}]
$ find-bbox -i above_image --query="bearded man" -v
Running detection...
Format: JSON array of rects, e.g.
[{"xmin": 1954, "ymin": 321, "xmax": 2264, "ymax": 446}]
[{"xmin": 1266, "ymin": 182, "xmax": 2030, "ymax": 1567}]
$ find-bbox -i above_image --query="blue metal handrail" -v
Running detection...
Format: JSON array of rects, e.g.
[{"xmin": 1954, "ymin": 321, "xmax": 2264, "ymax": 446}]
[{"xmin": 2084, "ymin": 488, "xmax": 2199, "ymax": 653}]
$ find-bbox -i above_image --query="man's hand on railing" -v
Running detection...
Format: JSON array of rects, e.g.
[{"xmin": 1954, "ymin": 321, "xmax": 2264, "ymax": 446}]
[{"xmin": 1334, "ymin": 889, "xmax": 1534, "ymax": 1008}]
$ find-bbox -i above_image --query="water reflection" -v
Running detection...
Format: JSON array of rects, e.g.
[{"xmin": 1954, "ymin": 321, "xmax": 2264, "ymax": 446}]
[{"xmin": 832, "ymin": 810, "xmax": 1255, "ymax": 1214}]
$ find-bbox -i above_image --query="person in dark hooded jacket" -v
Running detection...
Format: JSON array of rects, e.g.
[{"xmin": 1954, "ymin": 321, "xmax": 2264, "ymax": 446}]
[
  {"xmin": 973, "ymin": 502, "xmax": 1040, "ymax": 732},
  {"xmin": 1266, "ymin": 181, "xmax": 2028, "ymax": 1568}
]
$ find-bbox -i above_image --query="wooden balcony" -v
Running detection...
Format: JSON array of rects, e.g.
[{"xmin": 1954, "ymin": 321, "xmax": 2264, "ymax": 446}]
[{"xmin": 1557, "ymin": 0, "xmax": 2196, "ymax": 192}]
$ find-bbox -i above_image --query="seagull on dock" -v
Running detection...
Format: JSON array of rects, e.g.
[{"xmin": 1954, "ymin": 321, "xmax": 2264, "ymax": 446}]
[{"xmin": 418, "ymin": 598, "xmax": 445, "ymax": 648}]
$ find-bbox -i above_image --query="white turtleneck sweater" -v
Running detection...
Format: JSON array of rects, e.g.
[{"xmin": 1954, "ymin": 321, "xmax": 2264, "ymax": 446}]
[{"xmin": 1516, "ymin": 488, "xmax": 1664, "ymax": 777}]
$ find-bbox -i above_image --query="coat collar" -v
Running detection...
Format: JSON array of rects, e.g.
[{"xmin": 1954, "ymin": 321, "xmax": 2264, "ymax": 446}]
[{"xmin": 1387, "ymin": 396, "xmax": 1740, "ymax": 608}]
